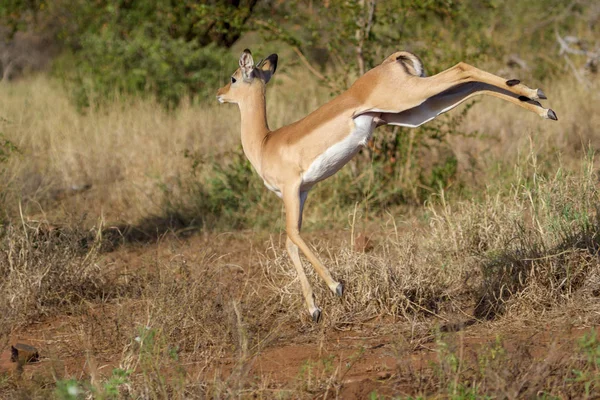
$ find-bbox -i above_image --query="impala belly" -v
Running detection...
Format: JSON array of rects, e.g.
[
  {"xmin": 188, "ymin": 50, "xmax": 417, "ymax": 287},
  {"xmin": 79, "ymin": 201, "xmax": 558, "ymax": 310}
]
[
  {"xmin": 301, "ymin": 114, "xmax": 376, "ymax": 189},
  {"xmin": 263, "ymin": 180, "xmax": 283, "ymax": 198}
]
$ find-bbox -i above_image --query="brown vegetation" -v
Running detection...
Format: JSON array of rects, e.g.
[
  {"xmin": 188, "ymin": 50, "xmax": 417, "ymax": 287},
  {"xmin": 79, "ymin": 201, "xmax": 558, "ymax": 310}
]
[
  {"xmin": 0, "ymin": 59, "xmax": 599, "ymax": 397},
  {"xmin": 0, "ymin": 0, "xmax": 599, "ymax": 391}
]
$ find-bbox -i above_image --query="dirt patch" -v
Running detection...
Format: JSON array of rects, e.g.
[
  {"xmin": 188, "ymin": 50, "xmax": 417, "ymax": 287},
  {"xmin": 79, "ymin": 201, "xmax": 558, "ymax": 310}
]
[{"xmin": 1, "ymin": 231, "xmax": 598, "ymax": 398}]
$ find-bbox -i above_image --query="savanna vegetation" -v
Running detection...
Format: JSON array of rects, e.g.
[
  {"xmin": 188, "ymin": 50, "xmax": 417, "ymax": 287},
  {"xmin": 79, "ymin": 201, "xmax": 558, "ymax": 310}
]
[{"xmin": 0, "ymin": 0, "xmax": 599, "ymax": 398}]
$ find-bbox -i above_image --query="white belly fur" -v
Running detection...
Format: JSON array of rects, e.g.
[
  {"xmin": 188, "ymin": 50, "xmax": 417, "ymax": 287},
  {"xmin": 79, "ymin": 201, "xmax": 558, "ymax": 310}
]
[
  {"xmin": 264, "ymin": 180, "xmax": 283, "ymax": 198},
  {"xmin": 301, "ymin": 114, "xmax": 376, "ymax": 190}
]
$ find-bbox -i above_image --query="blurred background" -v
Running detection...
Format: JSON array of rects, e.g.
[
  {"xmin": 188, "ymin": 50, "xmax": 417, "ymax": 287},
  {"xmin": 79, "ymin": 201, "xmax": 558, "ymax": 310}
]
[{"xmin": 0, "ymin": 0, "xmax": 598, "ymax": 232}]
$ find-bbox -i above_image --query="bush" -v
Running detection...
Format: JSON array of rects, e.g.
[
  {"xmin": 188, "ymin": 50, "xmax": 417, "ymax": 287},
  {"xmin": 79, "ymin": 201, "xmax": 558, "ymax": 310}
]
[
  {"xmin": 2, "ymin": 1, "xmax": 256, "ymax": 107},
  {"xmin": 49, "ymin": 0, "xmax": 255, "ymax": 108},
  {"xmin": 159, "ymin": 149, "xmax": 280, "ymax": 231},
  {"xmin": 55, "ymin": 31, "xmax": 234, "ymax": 109}
]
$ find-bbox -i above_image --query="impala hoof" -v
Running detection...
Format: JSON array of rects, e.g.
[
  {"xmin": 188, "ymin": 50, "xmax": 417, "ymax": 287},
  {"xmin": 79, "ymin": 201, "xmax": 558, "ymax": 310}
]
[
  {"xmin": 547, "ymin": 109, "xmax": 558, "ymax": 121},
  {"xmin": 335, "ymin": 283, "xmax": 344, "ymax": 297},
  {"xmin": 537, "ymin": 89, "xmax": 547, "ymax": 100},
  {"xmin": 312, "ymin": 309, "xmax": 322, "ymax": 323}
]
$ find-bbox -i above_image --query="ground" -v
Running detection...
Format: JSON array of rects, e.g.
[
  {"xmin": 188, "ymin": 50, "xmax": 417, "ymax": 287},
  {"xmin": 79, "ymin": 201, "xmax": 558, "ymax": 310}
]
[{"xmin": 1, "ymin": 228, "xmax": 598, "ymax": 399}]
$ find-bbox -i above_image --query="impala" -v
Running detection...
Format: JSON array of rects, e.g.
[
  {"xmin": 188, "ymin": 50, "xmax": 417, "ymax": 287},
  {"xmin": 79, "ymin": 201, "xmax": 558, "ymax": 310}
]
[{"xmin": 217, "ymin": 49, "xmax": 556, "ymax": 322}]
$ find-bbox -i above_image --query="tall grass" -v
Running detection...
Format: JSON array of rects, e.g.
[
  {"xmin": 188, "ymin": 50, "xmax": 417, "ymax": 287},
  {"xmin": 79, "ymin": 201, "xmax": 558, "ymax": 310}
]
[
  {"xmin": 0, "ymin": 68, "xmax": 597, "ymax": 232},
  {"xmin": 259, "ymin": 150, "xmax": 600, "ymax": 326},
  {"xmin": 2, "ymin": 142, "xmax": 599, "ymax": 398},
  {"xmin": 0, "ymin": 76, "xmax": 242, "ymax": 225}
]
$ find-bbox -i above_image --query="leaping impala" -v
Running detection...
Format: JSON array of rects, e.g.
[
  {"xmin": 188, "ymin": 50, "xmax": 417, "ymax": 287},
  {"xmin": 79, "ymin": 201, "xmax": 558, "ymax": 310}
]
[{"xmin": 217, "ymin": 49, "xmax": 557, "ymax": 322}]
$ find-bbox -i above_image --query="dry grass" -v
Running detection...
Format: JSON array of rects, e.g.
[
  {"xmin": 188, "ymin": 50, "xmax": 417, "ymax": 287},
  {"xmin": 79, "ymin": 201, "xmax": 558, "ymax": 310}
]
[
  {"xmin": 2, "ymin": 158, "xmax": 599, "ymax": 397},
  {"xmin": 0, "ymin": 71, "xmax": 328, "ymax": 226},
  {"xmin": 261, "ymin": 152, "xmax": 600, "ymax": 327},
  {"xmin": 0, "ymin": 76, "xmax": 239, "ymax": 223},
  {"xmin": 452, "ymin": 76, "xmax": 600, "ymax": 178},
  {"xmin": 0, "ymin": 222, "xmax": 105, "ymax": 337},
  {"xmin": 0, "ymin": 62, "xmax": 599, "ymax": 398},
  {"xmin": 0, "ymin": 69, "xmax": 597, "ymax": 228}
]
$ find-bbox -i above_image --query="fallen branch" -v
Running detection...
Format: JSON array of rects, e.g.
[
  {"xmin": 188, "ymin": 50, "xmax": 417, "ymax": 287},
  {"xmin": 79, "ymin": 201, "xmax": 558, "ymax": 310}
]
[{"xmin": 555, "ymin": 29, "xmax": 598, "ymax": 90}]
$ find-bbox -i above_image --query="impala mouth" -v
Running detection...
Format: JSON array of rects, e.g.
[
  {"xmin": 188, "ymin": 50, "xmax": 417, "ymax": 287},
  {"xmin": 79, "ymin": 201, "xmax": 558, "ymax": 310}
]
[{"xmin": 216, "ymin": 96, "xmax": 224, "ymax": 103}]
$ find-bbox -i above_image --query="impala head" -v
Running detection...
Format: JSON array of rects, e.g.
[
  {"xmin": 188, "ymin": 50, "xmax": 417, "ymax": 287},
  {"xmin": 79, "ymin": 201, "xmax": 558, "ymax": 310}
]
[{"xmin": 216, "ymin": 49, "xmax": 278, "ymax": 104}]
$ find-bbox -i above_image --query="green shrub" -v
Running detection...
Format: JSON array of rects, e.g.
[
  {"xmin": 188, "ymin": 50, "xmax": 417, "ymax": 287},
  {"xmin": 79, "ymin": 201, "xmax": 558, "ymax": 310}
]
[
  {"xmin": 161, "ymin": 149, "xmax": 280, "ymax": 231},
  {"xmin": 55, "ymin": 31, "xmax": 234, "ymax": 109},
  {"xmin": 2, "ymin": 0, "xmax": 254, "ymax": 107}
]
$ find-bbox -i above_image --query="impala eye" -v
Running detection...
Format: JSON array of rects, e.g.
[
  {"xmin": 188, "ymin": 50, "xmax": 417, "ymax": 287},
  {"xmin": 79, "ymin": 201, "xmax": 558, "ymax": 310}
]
[{"xmin": 231, "ymin": 76, "xmax": 237, "ymax": 84}]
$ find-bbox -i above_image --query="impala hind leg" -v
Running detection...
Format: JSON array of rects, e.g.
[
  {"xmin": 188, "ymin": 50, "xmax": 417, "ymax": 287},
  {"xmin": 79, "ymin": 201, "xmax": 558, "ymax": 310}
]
[
  {"xmin": 421, "ymin": 62, "xmax": 548, "ymax": 104},
  {"xmin": 382, "ymin": 81, "xmax": 556, "ymax": 128}
]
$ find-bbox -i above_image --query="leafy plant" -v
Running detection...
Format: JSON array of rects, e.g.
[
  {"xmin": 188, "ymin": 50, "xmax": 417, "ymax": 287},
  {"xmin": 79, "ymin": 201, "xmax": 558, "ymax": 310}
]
[
  {"xmin": 2, "ymin": 1, "xmax": 257, "ymax": 106},
  {"xmin": 572, "ymin": 330, "xmax": 600, "ymax": 397},
  {"xmin": 54, "ymin": 368, "xmax": 132, "ymax": 399},
  {"xmin": 102, "ymin": 368, "xmax": 132, "ymax": 399},
  {"xmin": 160, "ymin": 148, "xmax": 280, "ymax": 230},
  {"xmin": 0, "ymin": 133, "xmax": 18, "ymax": 164},
  {"xmin": 54, "ymin": 378, "xmax": 83, "ymax": 400},
  {"xmin": 56, "ymin": 33, "xmax": 234, "ymax": 109}
]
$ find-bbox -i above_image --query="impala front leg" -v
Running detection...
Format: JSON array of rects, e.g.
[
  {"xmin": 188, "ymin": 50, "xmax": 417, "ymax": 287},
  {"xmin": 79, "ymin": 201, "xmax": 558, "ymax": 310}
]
[
  {"xmin": 283, "ymin": 183, "xmax": 343, "ymax": 321},
  {"xmin": 284, "ymin": 191, "xmax": 321, "ymax": 321},
  {"xmin": 286, "ymin": 236, "xmax": 322, "ymax": 322}
]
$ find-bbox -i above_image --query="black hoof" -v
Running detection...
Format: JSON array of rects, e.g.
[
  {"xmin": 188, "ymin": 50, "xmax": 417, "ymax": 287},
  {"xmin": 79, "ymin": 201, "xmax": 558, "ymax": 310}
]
[
  {"xmin": 312, "ymin": 309, "xmax": 322, "ymax": 323},
  {"xmin": 537, "ymin": 89, "xmax": 547, "ymax": 100},
  {"xmin": 547, "ymin": 109, "xmax": 558, "ymax": 121},
  {"xmin": 506, "ymin": 79, "xmax": 520, "ymax": 87},
  {"xmin": 335, "ymin": 283, "xmax": 344, "ymax": 297}
]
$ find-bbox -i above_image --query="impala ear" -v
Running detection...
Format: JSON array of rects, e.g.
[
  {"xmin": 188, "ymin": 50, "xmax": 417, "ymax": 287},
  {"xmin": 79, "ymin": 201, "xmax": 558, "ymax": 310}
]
[
  {"xmin": 257, "ymin": 54, "xmax": 278, "ymax": 84},
  {"xmin": 239, "ymin": 49, "xmax": 254, "ymax": 81}
]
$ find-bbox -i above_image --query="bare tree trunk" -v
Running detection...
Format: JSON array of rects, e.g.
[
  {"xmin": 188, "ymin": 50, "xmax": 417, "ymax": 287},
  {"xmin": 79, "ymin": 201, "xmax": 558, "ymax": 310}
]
[
  {"xmin": 355, "ymin": 0, "xmax": 376, "ymax": 76},
  {"xmin": 354, "ymin": 0, "xmax": 377, "ymax": 164}
]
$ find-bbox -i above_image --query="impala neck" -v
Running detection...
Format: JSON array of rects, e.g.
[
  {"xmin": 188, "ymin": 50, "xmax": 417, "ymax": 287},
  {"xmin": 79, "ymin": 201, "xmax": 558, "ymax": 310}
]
[{"xmin": 238, "ymin": 85, "xmax": 270, "ymax": 173}]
